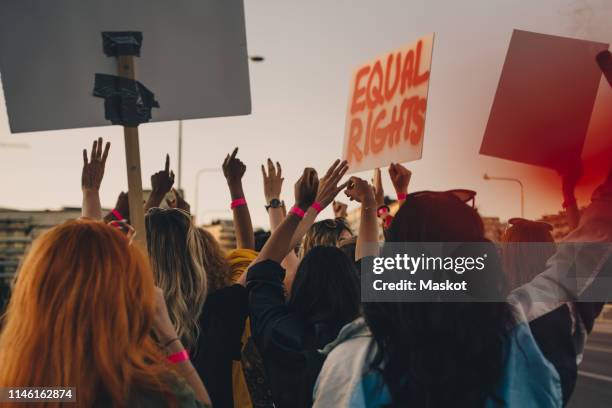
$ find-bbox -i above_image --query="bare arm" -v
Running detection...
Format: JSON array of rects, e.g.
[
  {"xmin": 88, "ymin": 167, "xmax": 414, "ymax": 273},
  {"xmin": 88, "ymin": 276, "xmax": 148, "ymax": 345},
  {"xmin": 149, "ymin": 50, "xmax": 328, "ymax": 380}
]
[
  {"xmin": 81, "ymin": 138, "xmax": 110, "ymax": 220},
  {"xmin": 561, "ymin": 161, "xmax": 582, "ymax": 231},
  {"xmin": 152, "ymin": 288, "xmax": 212, "ymax": 407},
  {"xmin": 345, "ymin": 177, "xmax": 379, "ymax": 260},
  {"xmin": 224, "ymin": 148, "xmax": 255, "ymax": 250}
]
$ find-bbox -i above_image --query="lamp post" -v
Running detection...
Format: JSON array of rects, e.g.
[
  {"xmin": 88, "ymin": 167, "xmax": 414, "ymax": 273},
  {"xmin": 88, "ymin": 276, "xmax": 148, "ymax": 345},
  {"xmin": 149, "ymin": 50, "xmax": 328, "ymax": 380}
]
[
  {"xmin": 175, "ymin": 55, "xmax": 264, "ymax": 197},
  {"xmin": 195, "ymin": 168, "xmax": 222, "ymax": 223},
  {"xmin": 483, "ymin": 173, "xmax": 525, "ymax": 218}
]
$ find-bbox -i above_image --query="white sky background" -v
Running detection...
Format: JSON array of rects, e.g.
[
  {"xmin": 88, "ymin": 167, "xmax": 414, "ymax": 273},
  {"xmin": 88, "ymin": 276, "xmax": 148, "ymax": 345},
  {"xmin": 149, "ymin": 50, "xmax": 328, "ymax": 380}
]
[{"xmin": 0, "ymin": 0, "xmax": 611, "ymax": 228}]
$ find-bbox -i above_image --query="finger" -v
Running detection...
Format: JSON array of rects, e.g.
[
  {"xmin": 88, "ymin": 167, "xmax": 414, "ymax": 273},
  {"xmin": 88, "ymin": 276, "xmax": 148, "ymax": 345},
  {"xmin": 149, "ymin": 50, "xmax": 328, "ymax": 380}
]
[
  {"xmin": 267, "ymin": 158, "xmax": 275, "ymax": 177},
  {"xmin": 324, "ymin": 159, "xmax": 340, "ymax": 179},
  {"xmin": 96, "ymin": 137, "xmax": 103, "ymax": 160},
  {"xmin": 83, "ymin": 149, "xmax": 88, "ymax": 165},
  {"xmin": 261, "ymin": 164, "xmax": 267, "ymax": 178},
  {"xmin": 170, "ymin": 170, "xmax": 175, "ymax": 182},
  {"xmin": 276, "ymin": 161, "xmax": 282, "ymax": 178},
  {"xmin": 90, "ymin": 140, "xmax": 97, "ymax": 162},
  {"xmin": 230, "ymin": 147, "xmax": 239, "ymax": 161},
  {"xmin": 330, "ymin": 160, "xmax": 347, "ymax": 179},
  {"xmin": 223, "ymin": 154, "xmax": 229, "ymax": 168},
  {"xmin": 165, "ymin": 154, "xmax": 170, "ymax": 173},
  {"xmin": 101, "ymin": 142, "xmax": 111, "ymax": 164},
  {"xmin": 333, "ymin": 163, "xmax": 349, "ymax": 184},
  {"xmin": 335, "ymin": 180, "xmax": 350, "ymax": 194}
]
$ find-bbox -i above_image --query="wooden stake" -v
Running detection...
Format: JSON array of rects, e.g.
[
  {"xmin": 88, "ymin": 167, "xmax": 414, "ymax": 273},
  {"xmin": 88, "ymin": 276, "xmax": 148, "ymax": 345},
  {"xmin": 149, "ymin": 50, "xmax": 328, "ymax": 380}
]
[{"xmin": 117, "ymin": 55, "xmax": 147, "ymax": 249}]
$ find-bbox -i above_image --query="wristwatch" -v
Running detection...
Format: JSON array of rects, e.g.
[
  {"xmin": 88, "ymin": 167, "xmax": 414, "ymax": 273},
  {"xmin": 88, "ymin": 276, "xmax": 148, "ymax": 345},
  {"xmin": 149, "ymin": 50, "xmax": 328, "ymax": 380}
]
[{"xmin": 265, "ymin": 198, "xmax": 283, "ymax": 212}]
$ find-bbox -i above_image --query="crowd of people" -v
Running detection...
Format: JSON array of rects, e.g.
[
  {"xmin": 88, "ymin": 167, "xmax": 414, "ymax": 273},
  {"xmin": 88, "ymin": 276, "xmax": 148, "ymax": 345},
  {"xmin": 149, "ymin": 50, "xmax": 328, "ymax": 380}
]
[{"xmin": 0, "ymin": 136, "xmax": 610, "ymax": 408}]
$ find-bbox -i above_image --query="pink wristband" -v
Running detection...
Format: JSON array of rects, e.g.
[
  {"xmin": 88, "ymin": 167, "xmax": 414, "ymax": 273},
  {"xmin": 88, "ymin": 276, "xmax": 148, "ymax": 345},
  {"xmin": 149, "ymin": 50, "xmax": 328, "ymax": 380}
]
[
  {"xmin": 311, "ymin": 202, "xmax": 323, "ymax": 214},
  {"xmin": 290, "ymin": 206, "xmax": 306, "ymax": 219},
  {"xmin": 397, "ymin": 192, "xmax": 407, "ymax": 201},
  {"xmin": 167, "ymin": 350, "xmax": 189, "ymax": 364},
  {"xmin": 231, "ymin": 198, "xmax": 247, "ymax": 209},
  {"xmin": 111, "ymin": 208, "xmax": 124, "ymax": 221}
]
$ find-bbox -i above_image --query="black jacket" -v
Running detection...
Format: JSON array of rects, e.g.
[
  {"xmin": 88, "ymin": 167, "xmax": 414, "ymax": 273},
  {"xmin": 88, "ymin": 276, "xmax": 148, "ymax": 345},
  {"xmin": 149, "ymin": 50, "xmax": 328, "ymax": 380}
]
[
  {"xmin": 191, "ymin": 284, "xmax": 249, "ymax": 408},
  {"xmin": 246, "ymin": 260, "xmax": 339, "ymax": 408}
]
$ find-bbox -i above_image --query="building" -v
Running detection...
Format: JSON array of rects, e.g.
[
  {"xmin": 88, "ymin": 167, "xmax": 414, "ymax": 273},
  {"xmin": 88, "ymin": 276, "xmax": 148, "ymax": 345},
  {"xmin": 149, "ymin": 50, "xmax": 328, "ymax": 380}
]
[
  {"xmin": 536, "ymin": 209, "xmax": 584, "ymax": 241},
  {"xmin": 201, "ymin": 219, "xmax": 236, "ymax": 252},
  {"xmin": 0, "ymin": 207, "xmax": 82, "ymax": 282}
]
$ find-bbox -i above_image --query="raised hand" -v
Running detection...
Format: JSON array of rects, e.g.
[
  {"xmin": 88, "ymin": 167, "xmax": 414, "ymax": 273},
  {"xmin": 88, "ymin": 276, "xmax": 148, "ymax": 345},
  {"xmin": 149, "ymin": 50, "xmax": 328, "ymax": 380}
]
[
  {"xmin": 295, "ymin": 168, "xmax": 319, "ymax": 210},
  {"xmin": 151, "ymin": 154, "xmax": 175, "ymax": 196},
  {"xmin": 223, "ymin": 147, "xmax": 246, "ymax": 185},
  {"xmin": 167, "ymin": 188, "xmax": 191, "ymax": 213},
  {"xmin": 82, "ymin": 137, "xmax": 110, "ymax": 192},
  {"xmin": 560, "ymin": 160, "xmax": 582, "ymax": 202},
  {"xmin": 344, "ymin": 176, "xmax": 375, "ymax": 205},
  {"xmin": 314, "ymin": 160, "xmax": 349, "ymax": 209},
  {"xmin": 372, "ymin": 168, "xmax": 384, "ymax": 207},
  {"xmin": 262, "ymin": 159, "xmax": 284, "ymax": 202},
  {"xmin": 333, "ymin": 200, "xmax": 348, "ymax": 218},
  {"xmin": 388, "ymin": 162, "xmax": 411, "ymax": 195}
]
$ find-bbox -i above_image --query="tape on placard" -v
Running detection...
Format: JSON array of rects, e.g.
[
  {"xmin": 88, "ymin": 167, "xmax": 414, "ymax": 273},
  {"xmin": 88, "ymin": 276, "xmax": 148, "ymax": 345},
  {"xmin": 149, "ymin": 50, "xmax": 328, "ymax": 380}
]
[
  {"xmin": 93, "ymin": 74, "xmax": 160, "ymax": 127},
  {"xmin": 102, "ymin": 32, "xmax": 143, "ymax": 57}
]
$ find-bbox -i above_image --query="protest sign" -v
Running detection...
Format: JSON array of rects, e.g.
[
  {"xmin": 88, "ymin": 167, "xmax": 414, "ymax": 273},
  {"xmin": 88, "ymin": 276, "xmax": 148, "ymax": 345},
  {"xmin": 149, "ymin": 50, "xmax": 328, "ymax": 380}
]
[
  {"xmin": 343, "ymin": 34, "xmax": 434, "ymax": 173},
  {"xmin": 480, "ymin": 30, "xmax": 609, "ymax": 170},
  {"xmin": 0, "ymin": 0, "xmax": 251, "ymax": 133}
]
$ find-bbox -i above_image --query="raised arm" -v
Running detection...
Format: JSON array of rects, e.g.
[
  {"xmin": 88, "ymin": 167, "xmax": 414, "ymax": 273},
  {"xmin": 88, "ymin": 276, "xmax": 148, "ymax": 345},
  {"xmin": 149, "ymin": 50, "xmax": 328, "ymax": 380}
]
[
  {"xmin": 389, "ymin": 162, "xmax": 412, "ymax": 202},
  {"xmin": 152, "ymin": 287, "xmax": 212, "ymax": 407},
  {"xmin": 253, "ymin": 168, "xmax": 319, "ymax": 265},
  {"xmin": 145, "ymin": 154, "xmax": 175, "ymax": 211},
  {"xmin": 287, "ymin": 159, "xmax": 349, "ymax": 249},
  {"xmin": 223, "ymin": 148, "xmax": 255, "ymax": 250},
  {"xmin": 561, "ymin": 160, "xmax": 582, "ymax": 231},
  {"xmin": 81, "ymin": 138, "xmax": 110, "ymax": 220},
  {"xmin": 344, "ymin": 177, "xmax": 379, "ymax": 260},
  {"xmin": 103, "ymin": 192, "xmax": 130, "ymax": 224}
]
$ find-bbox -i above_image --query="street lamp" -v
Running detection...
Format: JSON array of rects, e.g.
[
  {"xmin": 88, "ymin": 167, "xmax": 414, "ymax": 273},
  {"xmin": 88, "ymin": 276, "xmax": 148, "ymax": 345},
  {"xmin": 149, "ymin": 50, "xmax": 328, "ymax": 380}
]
[
  {"xmin": 195, "ymin": 168, "xmax": 222, "ymax": 223},
  {"xmin": 483, "ymin": 173, "xmax": 525, "ymax": 218},
  {"xmin": 175, "ymin": 55, "xmax": 264, "ymax": 193}
]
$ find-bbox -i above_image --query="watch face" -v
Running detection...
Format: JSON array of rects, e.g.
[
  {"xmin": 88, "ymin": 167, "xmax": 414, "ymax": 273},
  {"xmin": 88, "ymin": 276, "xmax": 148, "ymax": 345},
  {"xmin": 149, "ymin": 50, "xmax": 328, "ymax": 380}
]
[{"xmin": 269, "ymin": 199, "xmax": 281, "ymax": 208}]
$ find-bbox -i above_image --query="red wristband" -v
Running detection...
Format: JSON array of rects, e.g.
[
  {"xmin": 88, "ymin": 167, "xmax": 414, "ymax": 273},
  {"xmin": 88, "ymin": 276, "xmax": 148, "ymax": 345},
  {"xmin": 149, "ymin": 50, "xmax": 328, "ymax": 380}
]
[
  {"xmin": 383, "ymin": 214, "xmax": 393, "ymax": 229},
  {"xmin": 167, "ymin": 349, "xmax": 189, "ymax": 364},
  {"xmin": 377, "ymin": 205, "xmax": 390, "ymax": 217},
  {"xmin": 111, "ymin": 208, "xmax": 124, "ymax": 221},
  {"xmin": 290, "ymin": 206, "xmax": 306, "ymax": 219},
  {"xmin": 397, "ymin": 192, "xmax": 407, "ymax": 201},
  {"xmin": 311, "ymin": 202, "xmax": 323, "ymax": 214},
  {"xmin": 231, "ymin": 198, "xmax": 247, "ymax": 209}
]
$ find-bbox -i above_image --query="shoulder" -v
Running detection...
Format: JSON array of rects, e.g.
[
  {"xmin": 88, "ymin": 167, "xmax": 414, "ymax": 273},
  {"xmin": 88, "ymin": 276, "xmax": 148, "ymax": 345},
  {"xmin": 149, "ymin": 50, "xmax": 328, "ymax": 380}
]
[{"xmin": 314, "ymin": 318, "xmax": 375, "ymax": 408}]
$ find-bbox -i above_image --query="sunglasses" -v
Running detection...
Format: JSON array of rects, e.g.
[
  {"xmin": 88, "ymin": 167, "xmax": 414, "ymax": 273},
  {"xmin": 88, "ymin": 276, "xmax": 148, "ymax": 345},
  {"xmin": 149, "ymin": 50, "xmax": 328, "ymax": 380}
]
[{"xmin": 321, "ymin": 218, "xmax": 353, "ymax": 235}]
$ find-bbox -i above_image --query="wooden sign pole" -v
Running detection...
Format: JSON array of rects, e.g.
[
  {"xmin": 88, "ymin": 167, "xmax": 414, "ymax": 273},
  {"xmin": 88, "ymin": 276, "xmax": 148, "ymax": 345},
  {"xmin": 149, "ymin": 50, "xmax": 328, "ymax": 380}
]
[{"xmin": 117, "ymin": 55, "xmax": 147, "ymax": 249}]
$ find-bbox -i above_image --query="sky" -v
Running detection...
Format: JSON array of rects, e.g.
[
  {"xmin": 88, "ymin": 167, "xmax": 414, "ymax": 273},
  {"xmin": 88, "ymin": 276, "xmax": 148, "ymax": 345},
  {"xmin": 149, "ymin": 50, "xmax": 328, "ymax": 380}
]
[{"xmin": 0, "ymin": 0, "xmax": 611, "ymax": 229}]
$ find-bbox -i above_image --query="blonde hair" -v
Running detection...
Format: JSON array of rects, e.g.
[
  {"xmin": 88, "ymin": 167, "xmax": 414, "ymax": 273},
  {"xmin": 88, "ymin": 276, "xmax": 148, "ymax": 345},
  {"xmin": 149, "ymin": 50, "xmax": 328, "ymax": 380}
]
[
  {"xmin": 0, "ymin": 220, "xmax": 174, "ymax": 407},
  {"xmin": 299, "ymin": 218, "xmax": 353, "ymax": 259},
  {"xmin": 146, "ymin": 208, "xmax": 207, "ymax": 348},
  {"xmin": 196, "ymin": 228, "xmax": 233, "ymax": 295}
]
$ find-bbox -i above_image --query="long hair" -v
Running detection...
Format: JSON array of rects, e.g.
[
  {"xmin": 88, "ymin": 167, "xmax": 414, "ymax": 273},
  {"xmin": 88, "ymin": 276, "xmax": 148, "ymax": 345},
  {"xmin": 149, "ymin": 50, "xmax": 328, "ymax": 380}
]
[
  {"xmin": 146, "ymin": 208, "xmax": 207, "ymax": 348},
  {"xmin": 0, "ymin": 220, "xmax": 174, "ymax": 407},
  {"xmin": 368, "ymin": 192, "xmax": 514, "ymax": 408},
  {"xmin": 299, "ymin": 218, "xmax": 353, "ymax": 259},
  {"xmin": 288, "ymin": 246, "xmax": 360, "ymax": 346},
  {"xmin": 501, "ymin": 219, "xmax": 556, "ymax": 289},
  {"xmin": 196, "ymin": 227, "xmax": 232, "ymax": 295}
]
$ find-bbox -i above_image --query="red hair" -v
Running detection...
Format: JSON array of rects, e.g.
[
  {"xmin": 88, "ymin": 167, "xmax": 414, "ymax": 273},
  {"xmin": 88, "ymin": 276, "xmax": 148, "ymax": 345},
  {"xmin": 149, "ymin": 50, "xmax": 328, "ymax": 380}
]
[{"xmin": 0, "ymin": 220, "xmax": 174, "ymax": 407}]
